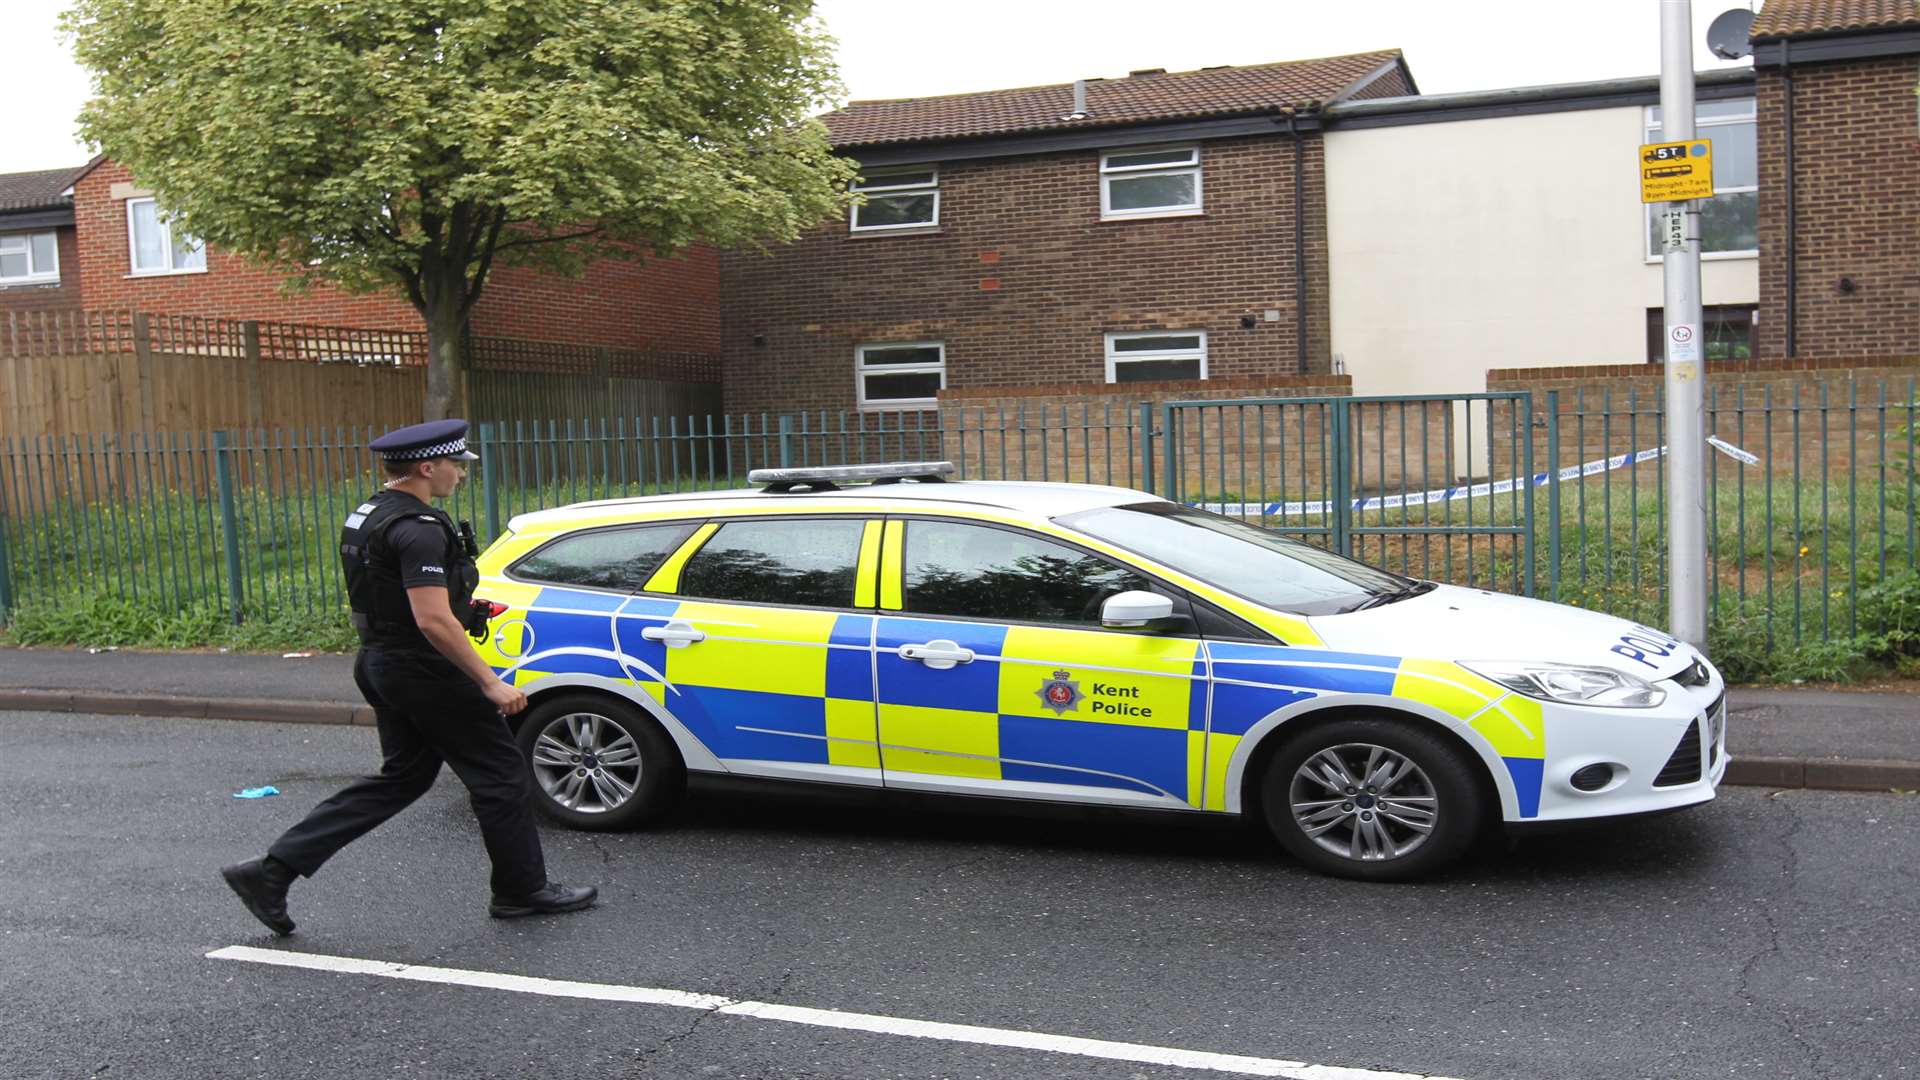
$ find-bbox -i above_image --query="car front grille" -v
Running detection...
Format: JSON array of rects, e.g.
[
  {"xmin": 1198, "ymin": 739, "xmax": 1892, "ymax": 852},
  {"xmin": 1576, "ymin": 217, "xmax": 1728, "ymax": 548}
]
[{"xmin": 1653, "ymin": 720, "xmax": 1704, "ymax": 787}]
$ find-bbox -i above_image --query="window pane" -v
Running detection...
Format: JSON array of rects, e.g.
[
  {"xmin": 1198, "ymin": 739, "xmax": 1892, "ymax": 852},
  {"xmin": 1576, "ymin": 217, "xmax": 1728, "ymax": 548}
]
[
  {"xmin": 0, "ymin": 252, "xmax": 26, "ymax": 279},
  {"xmin": 29, "ymin": 232, "xmax": 55, "ymax": 271},
  {"xmin": 173, "ymin": 233, "xmax": 206, "ymax": 270},
  {"xmin": 854, "ymin": 193, "xmax": 935, "ymax": 228},
  {"xmin": 860, "ymin": 346, "xmax": 942, "ymax": 367},
  {"xmin": 1700, "ymin": 190, "xmax": 1757, "ymax": 252},
  {"xmin": 1060, "ymin": 503, "xmax": 1406, "ymax": 616},
  {"xmin": 1111, "ymin": 334, "xmax": 1202, "ymax": 353},
  {"xmin": 1105, "ymin": 148, "xmax": 1195, "ymax": 169},
  {"xmin": 903, "ymin": 520, "xmax": 1152, "ymax": 624},
  {"xmin": 130, "ymin": 201, "xmax": 165, "ymax": 270},
  {"xmin": 1112, "ymin": 357, "xmax": 1202, "ymax": 382},
  {"xmin": 855, "ymin": 169, "xmax": 935, "ymax": 189},
  {"xmin": 678, "ymin": 518, "xmax": 864, "ymax": 607},
  {"xmin": 1706, "ymin": 121, "xmax": 1756, "ymax": 189},
  {"xmin": 0, "ymin": 235, "xmax": 24, "ymax": 253},
  {"xmin": 1107, "ymin": 172, "xmax": 1196, "ymax": 211},
  {"xmin": 863, "ymin": 371, "xmax": 942, "ymax": 401},
  {"xmin": 514, "ymin": 524, "xmax": 696, "ymax": 591}
]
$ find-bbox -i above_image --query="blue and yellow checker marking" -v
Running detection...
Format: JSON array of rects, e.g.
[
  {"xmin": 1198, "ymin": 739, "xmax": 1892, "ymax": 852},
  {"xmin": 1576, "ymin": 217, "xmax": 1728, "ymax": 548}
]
[{"xmin": 477, "ymin": 590, "xmax": 1547, "ymax": 818}]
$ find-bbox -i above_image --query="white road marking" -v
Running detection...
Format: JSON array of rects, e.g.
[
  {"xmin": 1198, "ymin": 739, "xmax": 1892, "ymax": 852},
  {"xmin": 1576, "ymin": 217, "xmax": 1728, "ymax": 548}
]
[{"xmin": 208, "ymin": 945, "xmax": 1461, "ymax": 1080}]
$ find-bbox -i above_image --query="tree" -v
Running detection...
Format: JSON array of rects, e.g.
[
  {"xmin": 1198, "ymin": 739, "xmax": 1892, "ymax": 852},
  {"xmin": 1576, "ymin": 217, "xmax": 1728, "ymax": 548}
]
[{"xmin": 66, "ymin": 0, "xmax": 855, "ymax": 419}]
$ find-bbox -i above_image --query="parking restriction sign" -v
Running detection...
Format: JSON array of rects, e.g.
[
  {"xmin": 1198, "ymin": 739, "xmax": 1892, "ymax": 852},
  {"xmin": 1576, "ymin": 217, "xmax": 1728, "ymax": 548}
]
[{"xmin": 1640, "ymin": 139, "xmax": 1714, "ymax": 203}]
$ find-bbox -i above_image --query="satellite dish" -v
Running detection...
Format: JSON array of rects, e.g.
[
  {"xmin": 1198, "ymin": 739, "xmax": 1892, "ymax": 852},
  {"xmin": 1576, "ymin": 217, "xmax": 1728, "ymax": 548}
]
[{"xmin": 1706, "ymin": 8, "xmax": 1755, "ymax": 60}]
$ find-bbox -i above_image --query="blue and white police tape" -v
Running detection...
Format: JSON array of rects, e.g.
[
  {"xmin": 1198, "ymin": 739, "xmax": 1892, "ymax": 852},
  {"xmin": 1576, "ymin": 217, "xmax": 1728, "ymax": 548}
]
[{"xmin": 1197, "ymin": 436, "xmax": 1758, "ymax": 518}]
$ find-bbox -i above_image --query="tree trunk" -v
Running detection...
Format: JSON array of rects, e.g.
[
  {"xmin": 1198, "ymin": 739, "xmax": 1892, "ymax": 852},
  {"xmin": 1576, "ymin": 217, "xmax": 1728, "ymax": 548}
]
[{"xmin": 421, "ymin": 295, "xmax": 467, "ymax": 421}]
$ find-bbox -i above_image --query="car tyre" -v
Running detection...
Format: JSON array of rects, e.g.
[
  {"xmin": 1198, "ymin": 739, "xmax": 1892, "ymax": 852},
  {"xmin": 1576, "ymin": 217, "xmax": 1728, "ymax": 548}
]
[
  {"xmin": 1260, "ymin": 716, "xmax": 1485, "ymax": 882},
  {"xmin": 515, "ymin": 693, "xmax": 684, "ymax": 831}
]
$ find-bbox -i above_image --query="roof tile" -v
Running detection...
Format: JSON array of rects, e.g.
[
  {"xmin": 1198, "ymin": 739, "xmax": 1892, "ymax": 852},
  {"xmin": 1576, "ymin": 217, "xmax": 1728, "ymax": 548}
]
[
  {"xmin": 1751, "ymin": 0, "xmax": 1920, "ymax": 38},
  {"xmin": 0, "ymin": 165, "xmax": 86, "ymax": 213},
  {"xmin": 822, "ymin": 50, "xmax": 1400, "ymax": 148}
]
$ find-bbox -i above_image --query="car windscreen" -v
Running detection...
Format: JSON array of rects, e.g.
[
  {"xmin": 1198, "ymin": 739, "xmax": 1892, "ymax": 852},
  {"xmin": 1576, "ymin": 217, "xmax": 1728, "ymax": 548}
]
[{"xmin": 1055, "ymin": 502, "xmax": 1409, "ymax": 616}]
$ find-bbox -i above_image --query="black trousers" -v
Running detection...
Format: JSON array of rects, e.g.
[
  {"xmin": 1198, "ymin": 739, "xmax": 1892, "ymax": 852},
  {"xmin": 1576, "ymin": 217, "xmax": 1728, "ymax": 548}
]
[{"xmin": 267, "ymin": 648, "xmax": 548, "ymax": 897}]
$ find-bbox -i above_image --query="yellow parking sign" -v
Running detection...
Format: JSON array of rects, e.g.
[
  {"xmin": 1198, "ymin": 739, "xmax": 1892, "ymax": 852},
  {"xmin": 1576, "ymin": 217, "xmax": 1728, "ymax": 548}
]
[{"xmin": 1640, "ymin": 139, "xmax": 1714, "ymax": 203}]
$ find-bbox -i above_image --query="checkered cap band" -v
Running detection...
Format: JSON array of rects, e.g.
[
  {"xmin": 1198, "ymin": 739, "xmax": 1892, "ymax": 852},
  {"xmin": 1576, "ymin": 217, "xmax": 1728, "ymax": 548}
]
[{"xmin": 383, "ymin": 437, "xmax": 469, "ymax": 461}]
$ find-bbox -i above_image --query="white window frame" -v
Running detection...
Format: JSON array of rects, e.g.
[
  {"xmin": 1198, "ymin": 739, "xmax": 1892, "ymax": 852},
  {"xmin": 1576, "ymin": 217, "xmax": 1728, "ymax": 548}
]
[
  {"xmin": 1104, "ymin": 330, "xmax": 1208, "ymax": 383},
  {"xmin": 126, "ymin": 196, "xmax": 207, "ymax": 275},
  {"xmin": 0, "ymin": 231, "xmax": 60, "ymax": 284},
  {"xmin": 850, "ymin": 167, "xmax": 940, "ymax": 233},
  {"xmin": 855, "ymin": 341, "xmax": 946, "ymax": 410},
  {"xmin": 1643, "ymin": 99, "xmax": 1757, "ymax": 262},
  {"xmin": 1100, "ymin": 145, "xmax": 1202, "ymax": 220}
]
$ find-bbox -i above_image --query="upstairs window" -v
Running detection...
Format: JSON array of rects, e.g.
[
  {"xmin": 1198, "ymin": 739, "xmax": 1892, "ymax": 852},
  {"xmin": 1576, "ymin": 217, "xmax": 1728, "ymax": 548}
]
[
  {"xmin": 1644, "ymin": 99, "xmax": 1756, "ymax": 258},
  {"xmin": 1100, "ymin": 146, "xmax": 1201, "ymax": 219},
  {"xmin": 127, "ymin": 197, "xmax": 206, "ymax": 274},
  {"xmin": 851, "ymin": 167, "xmax": 939, "ymax": 232},
  {"xmin": 0, "ymin": 232, "xmax": 58, "ymax": 284},
  {"xmin": 856, "ymin": 342, "xmax": 945, "ymax": 410},
  {"xmin": 1105, "ymin": 331, "xmax": 1207, "ymax": 383}
]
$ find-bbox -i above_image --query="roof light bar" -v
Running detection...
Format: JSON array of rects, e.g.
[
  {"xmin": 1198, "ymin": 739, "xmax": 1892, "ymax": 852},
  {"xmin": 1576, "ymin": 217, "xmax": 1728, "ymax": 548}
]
[{"xmin": 748, "ymin": 461, "xmax": 955, "ymax": 492}]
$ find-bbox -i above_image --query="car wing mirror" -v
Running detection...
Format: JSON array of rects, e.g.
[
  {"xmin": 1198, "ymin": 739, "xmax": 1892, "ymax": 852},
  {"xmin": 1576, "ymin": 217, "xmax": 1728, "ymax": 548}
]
[{"xmin": 1100, "ymin": 590, "xmax": 1175, "ymax": 629}]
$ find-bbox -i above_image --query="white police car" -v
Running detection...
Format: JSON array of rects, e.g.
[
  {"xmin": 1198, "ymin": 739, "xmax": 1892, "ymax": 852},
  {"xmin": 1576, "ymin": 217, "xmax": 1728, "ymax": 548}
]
[{"xmin": 470, "ymin": 463, "xmax": 1725, "ymax": 880}]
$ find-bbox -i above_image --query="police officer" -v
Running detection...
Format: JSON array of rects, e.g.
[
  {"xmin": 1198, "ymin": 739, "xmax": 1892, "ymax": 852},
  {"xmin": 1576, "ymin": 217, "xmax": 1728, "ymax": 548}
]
[{"xmin": 221, "ymin": 419, "xmax": 596, "ymax": 935}]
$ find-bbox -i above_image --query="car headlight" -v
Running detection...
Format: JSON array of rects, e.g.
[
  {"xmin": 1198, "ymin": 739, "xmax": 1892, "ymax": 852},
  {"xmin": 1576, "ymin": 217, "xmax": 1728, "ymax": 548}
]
[{"xmin": 1461, "ymin": 661, "xmax": 1667, "ymax": 709}]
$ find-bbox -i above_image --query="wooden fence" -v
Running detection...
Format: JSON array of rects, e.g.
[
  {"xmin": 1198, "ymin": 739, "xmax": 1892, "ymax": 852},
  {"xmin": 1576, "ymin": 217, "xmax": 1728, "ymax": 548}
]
[{"xmin": 1, "ymin": 308, "xmax": 721, "ymax": 440}]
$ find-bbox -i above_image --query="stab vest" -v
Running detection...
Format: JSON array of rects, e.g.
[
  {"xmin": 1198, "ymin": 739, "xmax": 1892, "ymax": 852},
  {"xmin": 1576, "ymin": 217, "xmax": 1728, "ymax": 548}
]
[{"xmin": 340, "ymin": 490, "xmax": 478, "ymax": 647}]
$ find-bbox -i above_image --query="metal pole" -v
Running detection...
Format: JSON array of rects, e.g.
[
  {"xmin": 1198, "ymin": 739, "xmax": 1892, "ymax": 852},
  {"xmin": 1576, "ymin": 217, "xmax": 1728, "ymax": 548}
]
[
  {"xmin": 1660, "ymin": 0, "xmax": 1708, "ymax": 648},
  {"xmin": 212, "ymin": 430, "xmax": 246, "ymax": 625}
]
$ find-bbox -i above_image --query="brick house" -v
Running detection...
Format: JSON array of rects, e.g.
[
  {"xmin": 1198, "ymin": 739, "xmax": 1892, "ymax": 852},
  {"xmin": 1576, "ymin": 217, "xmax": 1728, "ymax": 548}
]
[
  {"xmin": 3, "ymin": 156, "xmax": 719, "ymax": 357},
  {"xmin": 720, "ymin": 51, "xmax": 1415, "ymax": 416},
  {"xmin": 0, "ymin": 165, "xmax": 87, "ymax": 313},
  {"xmin": 1750, "ymin": 0, "xmax": 1920, "ymax": 358}
]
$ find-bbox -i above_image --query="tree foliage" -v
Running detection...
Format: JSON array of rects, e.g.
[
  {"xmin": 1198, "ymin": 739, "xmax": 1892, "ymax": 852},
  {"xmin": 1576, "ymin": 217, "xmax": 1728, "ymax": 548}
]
[{"xmin": 65, "ymin": 0, "xmax": 855, "ymax": 416}]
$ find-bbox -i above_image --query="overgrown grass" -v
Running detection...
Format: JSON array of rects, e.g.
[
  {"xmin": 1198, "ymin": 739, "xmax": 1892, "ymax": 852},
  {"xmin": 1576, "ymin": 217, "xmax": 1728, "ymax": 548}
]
[{"xmin": 5, "ymin": 467, "xmax": 1920, "ymax": 681}]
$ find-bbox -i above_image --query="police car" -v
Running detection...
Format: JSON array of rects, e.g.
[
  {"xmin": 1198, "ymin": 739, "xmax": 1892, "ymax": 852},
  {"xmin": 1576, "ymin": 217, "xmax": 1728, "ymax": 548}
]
[{"xmin": 470, "ymin": 462, "xmax": 1726, "ymax": 881}]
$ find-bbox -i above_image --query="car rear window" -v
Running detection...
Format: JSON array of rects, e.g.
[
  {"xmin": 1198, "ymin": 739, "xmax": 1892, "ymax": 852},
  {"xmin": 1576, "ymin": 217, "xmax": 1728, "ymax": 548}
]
[{"xmin": 677, "ymin": 518, "xmax": 866, "ymax": 608}]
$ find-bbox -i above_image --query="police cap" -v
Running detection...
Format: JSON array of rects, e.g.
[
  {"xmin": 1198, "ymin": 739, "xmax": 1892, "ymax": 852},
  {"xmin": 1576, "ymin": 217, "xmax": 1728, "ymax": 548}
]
[{"xmin": 370, "ymin": 419, "xmax": 480, "ymax": 462}]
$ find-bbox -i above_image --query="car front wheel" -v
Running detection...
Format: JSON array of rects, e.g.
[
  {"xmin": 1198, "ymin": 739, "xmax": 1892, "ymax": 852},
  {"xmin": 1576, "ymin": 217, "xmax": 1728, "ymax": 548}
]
[
  {"xmin": 515, "ymin": 693, "xmax": 684, "ymax": 831},
  {"xmin": 1260, "ymin": 716, "xmax": 1485, "ymax": 882}
]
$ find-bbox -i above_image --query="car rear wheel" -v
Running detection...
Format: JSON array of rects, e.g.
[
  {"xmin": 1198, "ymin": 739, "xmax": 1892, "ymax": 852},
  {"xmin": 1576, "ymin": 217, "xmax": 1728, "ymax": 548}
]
[
  {"xmin": 1260, "ymin": 716, "xmax": 1485, "ymax": 882},
  {"xmin": 515, "ymin": 693, "xmax": 684, "ymax": 831}
]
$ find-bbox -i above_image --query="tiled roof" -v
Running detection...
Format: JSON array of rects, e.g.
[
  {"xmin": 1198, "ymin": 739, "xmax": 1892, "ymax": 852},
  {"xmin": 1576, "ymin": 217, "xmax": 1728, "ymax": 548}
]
[
  {"xmin": 0, "ymin": 165, "xmax": 85, "ymax": 213},
  {"xmin": 822, "ymin": 50, "xmax": 1401, "ymax": 148},
  {"xmin": 1750, "ymin": 0, "xmax": 1920, "ymax": 38}
]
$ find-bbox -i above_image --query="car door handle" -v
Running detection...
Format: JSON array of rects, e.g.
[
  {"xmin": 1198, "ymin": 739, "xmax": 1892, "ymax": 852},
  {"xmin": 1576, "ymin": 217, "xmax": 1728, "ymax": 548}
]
[
  {"xmin": 641, "ymin": 620, "xmax": 706, "ymax": 648},
  {"xmin": 899, "ymin": 640, "xmax": 974, "ymax": 670}
]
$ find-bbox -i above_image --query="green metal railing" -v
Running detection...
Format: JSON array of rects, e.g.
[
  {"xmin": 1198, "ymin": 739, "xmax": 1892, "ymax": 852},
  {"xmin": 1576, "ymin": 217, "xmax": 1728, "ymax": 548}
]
[{"xmin": 1, "ymin": 382, "xmax": 1914, "ymax": 652}]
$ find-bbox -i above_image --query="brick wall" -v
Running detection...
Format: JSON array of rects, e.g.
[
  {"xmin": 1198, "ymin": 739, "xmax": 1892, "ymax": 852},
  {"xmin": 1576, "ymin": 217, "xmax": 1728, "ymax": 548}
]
[
  {"xmin": 70, "ymin": 159, "xmax": 720, "ymax": 352},
  {"xmin": 1755, "ymin": 53, "xmax": 1920, "ymax": 358},
  {"xmin": 0, "ymin": 225, "xmax": 83, "ymax": 312},
  {"xmin": 719, "ymin": 132, "xmax": 1332, "ymax": 416},
  {"xmin": 1487, "ymin": 358, "xmax": 1920, "ymax": 475}
]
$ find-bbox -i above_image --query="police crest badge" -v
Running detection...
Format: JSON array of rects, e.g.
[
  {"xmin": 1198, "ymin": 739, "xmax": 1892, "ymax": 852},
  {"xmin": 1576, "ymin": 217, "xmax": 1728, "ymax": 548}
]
[{"xmin": 1035, "ymin": 670, "xmax": 1082, "ymax": 715}]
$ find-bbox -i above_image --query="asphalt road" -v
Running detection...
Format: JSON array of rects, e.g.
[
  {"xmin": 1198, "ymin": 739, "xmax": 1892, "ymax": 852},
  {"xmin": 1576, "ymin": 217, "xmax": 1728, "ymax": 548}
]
[{"xmin": 2, "ymin": 710, "xmax": 1916, "ymax": 1080}]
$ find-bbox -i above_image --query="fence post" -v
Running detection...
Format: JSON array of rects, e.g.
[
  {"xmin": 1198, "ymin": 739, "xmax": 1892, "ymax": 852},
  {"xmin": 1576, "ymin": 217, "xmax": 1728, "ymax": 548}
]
[
  {"xmin": 211, "ymin": 430, "xmax": 246, "ymax": 625},
  {"xmin": 0, "ymin": 477, "xmax": 14, "ymax": 623},
  {"xmin": 778, "ymin": 414, "xmax": 794, "ymax": 468},
  {"xmin": 132, "ymin": 312, "xmax": 157, "ymax": 434},
  {"xmin": 1331, "ymin": 400, "xmax": 1352, "ymax": 556},
  {"xmin": 1545, "ymin": 390, "xmax": 1561, "ymax": 603},
  {"xmin": 241, "ymin": 320, "xmax": 264, "ymax": 428},
  {"xmin": 1521, "ymin": 391, "xmax": 1536, "ymax": 599},
  {"xmin": 479, "ymin": 421, "xmax": 502, "ymax": 543},
  {"xmin": 1159, "ymin": 402, "xmax": 1179, "ymax": 501},
  {"xmin": 1138, "ymin": 401, "xmax": 1156, "ymax": 495}
]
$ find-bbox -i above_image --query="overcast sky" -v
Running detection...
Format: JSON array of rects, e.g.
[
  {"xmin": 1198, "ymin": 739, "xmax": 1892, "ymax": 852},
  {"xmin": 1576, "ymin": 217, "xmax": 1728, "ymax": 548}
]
[{"xmin": 0, "ymin": 0, "xmax": 1756, "ymax": 174}]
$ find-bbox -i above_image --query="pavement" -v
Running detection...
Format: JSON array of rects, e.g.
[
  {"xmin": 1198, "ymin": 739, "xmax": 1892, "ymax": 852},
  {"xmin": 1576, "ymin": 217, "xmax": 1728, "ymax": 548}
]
[
  {"xmin": 3, "ymin": 645, "xmax": 1920, "ymax": 791},
  {"xmin": 5, "ymin": 709, "xmax": 1919, "ymax": 1080}
]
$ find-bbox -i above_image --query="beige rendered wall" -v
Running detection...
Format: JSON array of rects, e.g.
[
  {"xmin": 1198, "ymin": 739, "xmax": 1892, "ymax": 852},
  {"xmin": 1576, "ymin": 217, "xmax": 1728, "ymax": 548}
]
[{"xmin": 1325, "ymin": 104, "xmax": 1758, "ymax": 400}]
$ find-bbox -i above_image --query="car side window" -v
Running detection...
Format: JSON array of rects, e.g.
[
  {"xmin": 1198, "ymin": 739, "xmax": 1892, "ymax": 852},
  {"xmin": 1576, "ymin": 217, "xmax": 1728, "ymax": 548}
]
[
  {"xmin": 677, "ymin": 518, "xmax": 866, "ymax": 607},
  {"xmin": 511, "ymin": 523, "xmax": 696, "ymax": 592},
  {"xmin": 903, "ymin": 519, "xmax": 1155, "ymax": 625}
]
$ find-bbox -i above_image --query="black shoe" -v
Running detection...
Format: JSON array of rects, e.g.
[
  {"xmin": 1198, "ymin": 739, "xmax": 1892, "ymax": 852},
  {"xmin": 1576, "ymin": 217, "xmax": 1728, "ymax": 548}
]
[
  {"xmin": 221, "ymin": 857, "xmax": 297, "ymax": 936},
  {"xmin": 489, "ymin": 881, "xmax": 598, "ymax": 919}
]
